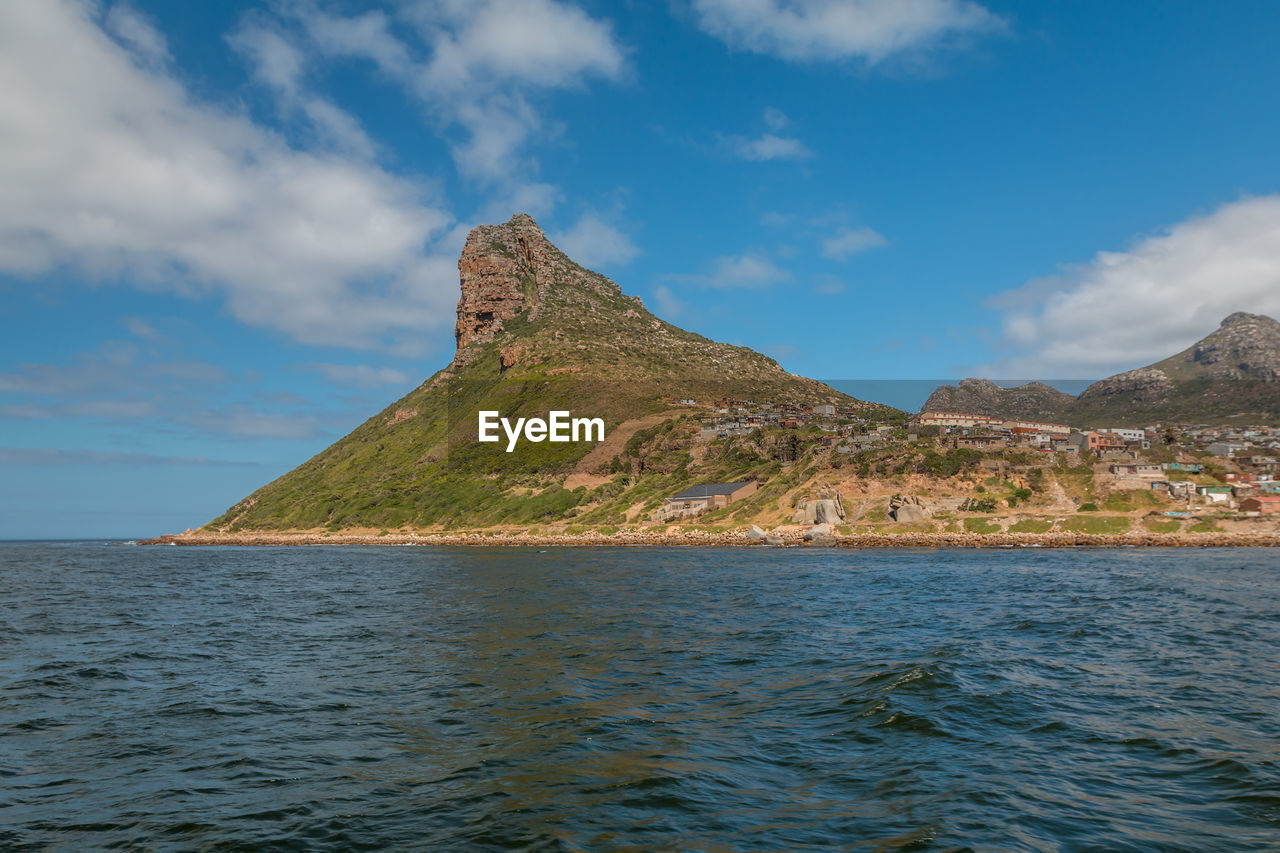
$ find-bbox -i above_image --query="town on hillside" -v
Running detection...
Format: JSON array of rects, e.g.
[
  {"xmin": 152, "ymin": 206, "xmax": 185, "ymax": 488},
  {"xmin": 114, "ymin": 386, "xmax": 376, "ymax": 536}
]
[{"xmin": 645, "ymin": 397, "xmax": 1280, "ymax": 534}]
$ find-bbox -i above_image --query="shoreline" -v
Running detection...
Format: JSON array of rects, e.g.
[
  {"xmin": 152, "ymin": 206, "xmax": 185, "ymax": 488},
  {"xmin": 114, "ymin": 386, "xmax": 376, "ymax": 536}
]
[{"xmin": 138, "ymin": 530, "xmax": 1280, "ymax": 548}]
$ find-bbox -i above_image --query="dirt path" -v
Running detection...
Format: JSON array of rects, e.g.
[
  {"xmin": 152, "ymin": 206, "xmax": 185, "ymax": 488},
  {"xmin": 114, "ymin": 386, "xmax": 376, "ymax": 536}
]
[{"xmin": 1046, "ymin": 477, "xmax": 1076, "ymax": 512}]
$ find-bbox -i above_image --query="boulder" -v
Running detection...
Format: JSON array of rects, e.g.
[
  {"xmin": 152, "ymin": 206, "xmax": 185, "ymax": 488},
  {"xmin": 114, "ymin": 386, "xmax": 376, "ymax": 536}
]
[
  {"xmin": 792, "ymin": 498, "xmax": 845, "ymax": 525},
  {"xmin": 888, "ymin": 494, "xmax": 931, "ymax": 522},
  {"xmin": 764, "ymin": 535, "xmax": 784, "ymax": 545},
  {"xmin": 803, "ymin": 523, "xmax": 833, "ymax": 541},
  {"xmin": 891, "ymin": 504, "xmax": 928, "ymax": 523},
  {"xmin": 745, "ymin": 524, "xmax": 767, "ymax": 542}
]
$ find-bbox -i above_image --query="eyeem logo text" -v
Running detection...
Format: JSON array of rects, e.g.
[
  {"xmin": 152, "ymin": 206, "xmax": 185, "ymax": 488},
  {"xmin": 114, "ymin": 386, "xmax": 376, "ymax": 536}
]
[{"xmin": 478, "ymin": 410, "xmax": 605, "ymax": 452}]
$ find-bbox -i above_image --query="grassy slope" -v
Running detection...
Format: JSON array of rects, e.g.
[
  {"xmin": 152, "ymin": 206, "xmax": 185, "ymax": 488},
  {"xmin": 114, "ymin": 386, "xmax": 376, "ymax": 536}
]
[{"xmin": 210, "ymin": 245, "xmax": 898, "ymax": 532}]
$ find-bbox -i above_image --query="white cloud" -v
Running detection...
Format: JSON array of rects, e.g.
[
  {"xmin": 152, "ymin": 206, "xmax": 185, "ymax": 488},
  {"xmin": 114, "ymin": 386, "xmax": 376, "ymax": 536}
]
[
  {"xmin": 733, "ymin": 133, "xmax": 812, "ymax": 161},
  {"xmin": 551, "ymin": 213, "xmax": 640, "ymax": 269},
  {"xmin": 693, "ymin": 0, "xmax": 999, "ymax": 64},
  {"xmin": 103, "ymin": 4, "xmax": 170, "ymax": 67},
  {"xmin": 177, "ymin": 405, "xmax": 324, "ymax": 439},
  {"xmin": 290, "ymin": 0, "xmax": 627, "ymax": 194},
  {"xmin": 301, "ymin": 9, "xmax": 414, "ymax": 77},
  {"xmin": 305, "ymin": 363, "xmax": 414, "ymax": 389},
  {"xmin": 822, "ymin": 225, "xmax": 887, "ymax": 259},
  {"xmin": 229, "ymin": 23, "xmax": 378, "ymax": 160},
  {"xmin": 763, "ymin": 106, "xmax": 791, "ymax": 131},
  {"xmin": 0, "ymin": 0, "xmax": 459, "ymax": 351},
  {"xmin": 661, "ymin": 253, "xmax": 792, "ymax": 289},
  {"xmin": 708, "ymin": 254, "xmax": 792, "ymax": 288},
  {"xmin": 814, "ymin": 275, "xmax": 846, "ymax": 294},
  {"xmin": 124, "ymin": 316, "xmax": 162, "ymax": 341},
  {"xmin": 0, "ymin": 342, "xmax": 227, "ymax": 396},
  {"xmin": 413, "ymin": 0, "xmax": 626, "ymax": 91},
  {"xmin": 982, "ymin": 196, "xmax": 1280, "ymax": 377},
  {"xmin": 0, "ymin": 447, "xmax": 258, "ymax": 467}
]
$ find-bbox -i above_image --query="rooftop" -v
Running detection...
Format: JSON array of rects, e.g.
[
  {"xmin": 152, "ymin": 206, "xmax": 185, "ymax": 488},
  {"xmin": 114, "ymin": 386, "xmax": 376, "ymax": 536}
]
[{"xmin": 668, "ymin": 482, "xmax": 754, "ymax": 500}]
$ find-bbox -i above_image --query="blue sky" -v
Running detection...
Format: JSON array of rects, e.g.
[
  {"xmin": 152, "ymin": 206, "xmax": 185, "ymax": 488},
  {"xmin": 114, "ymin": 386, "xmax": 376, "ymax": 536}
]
[{"xmin": 4, "ymin": 0, "xmax": 1280, "ymax": 538}]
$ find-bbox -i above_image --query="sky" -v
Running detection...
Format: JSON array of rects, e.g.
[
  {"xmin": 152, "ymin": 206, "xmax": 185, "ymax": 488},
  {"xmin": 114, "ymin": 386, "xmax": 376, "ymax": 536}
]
[{"xmin": 3, "ymin": 0, "xmax": 1280, "ymax": 538}]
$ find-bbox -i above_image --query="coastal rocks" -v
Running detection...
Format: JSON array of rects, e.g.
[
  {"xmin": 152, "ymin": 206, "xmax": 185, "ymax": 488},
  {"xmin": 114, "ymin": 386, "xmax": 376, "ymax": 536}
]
[
  {"xmin": 139, "ymin": 528, "xmax": 1280, "ymax": 549},
  {"xmin": 803, "ymin": 523, "xmax": 835, "ymax": 544},
  {"xmin": 891, "ymin": 504, "xmax": 927, "ymax": 522},
  {"xmin": 746, "ymin": 524, "xmax": 767, "ymax": 541},
  {"xmin": 889, "ymin": 495, "xmax": 930, "ymax": 522},
  {"xmin": 792, "ymin": 496, "xmax": 845, "ymax": 525}
]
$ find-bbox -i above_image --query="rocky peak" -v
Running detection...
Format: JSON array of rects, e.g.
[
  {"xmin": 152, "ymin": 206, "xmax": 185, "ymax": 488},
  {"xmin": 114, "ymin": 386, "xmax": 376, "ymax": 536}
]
[
  {"xmin": 1178, "ymin": 312, "xmax": 1280, "ymax": 380},
  {"xmin": 922, "ymin": 377, "xmax": 1075, "ymax": 420},
  {"xmin": 452, "ymin": 213, "xmax": 623, "ymax": 365},
  {"xmin": 1220, "ymin": 311, "xmax": 1271, "ymax": 328}
]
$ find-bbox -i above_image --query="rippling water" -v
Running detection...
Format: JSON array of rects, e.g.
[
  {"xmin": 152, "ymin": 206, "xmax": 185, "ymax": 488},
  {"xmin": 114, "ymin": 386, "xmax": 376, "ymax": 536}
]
[{"xmin": 2, "ymin": 543, "xmax": 1279, "ymax": 850}]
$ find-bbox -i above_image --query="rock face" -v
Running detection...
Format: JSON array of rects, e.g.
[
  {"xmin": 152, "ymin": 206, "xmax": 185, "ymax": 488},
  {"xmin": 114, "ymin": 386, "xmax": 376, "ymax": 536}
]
[
  {"xmin": 1175, "ymin": 312, "xmax": 1280, "ymax": 380},
  {"xmin": 453, "ymin": 214, "xmax": 623, "ymax": 363}
]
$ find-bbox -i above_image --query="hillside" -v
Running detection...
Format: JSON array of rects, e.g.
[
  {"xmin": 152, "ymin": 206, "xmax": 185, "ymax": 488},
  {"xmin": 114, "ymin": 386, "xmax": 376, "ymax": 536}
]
[
  {"xmin": 209, "ymin": 214, "xmax": 897, "ymax": 531},
  {"xmin": 923, "ymin": 313, "xmax": 1280, "ymax": 426},
  {"xmin": 922, "ymin": 379, "xmax": 1076, "ymax": 423}
]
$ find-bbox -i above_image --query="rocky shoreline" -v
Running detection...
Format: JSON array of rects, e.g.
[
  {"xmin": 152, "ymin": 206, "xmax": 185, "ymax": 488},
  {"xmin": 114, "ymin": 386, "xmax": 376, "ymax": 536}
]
[{"xmin": 138, "ymin": 529, "xmax": 1279, "ymax": 548}]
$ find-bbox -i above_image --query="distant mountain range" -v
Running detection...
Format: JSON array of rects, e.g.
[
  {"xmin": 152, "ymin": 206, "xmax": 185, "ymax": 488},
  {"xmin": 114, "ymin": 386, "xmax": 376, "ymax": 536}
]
[{"xmin": 924, "ymin": 312, "xmax": 1280, "ymax": 426}]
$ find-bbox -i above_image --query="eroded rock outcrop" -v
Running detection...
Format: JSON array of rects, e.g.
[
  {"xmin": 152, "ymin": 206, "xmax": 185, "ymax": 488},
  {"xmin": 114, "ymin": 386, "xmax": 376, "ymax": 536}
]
[{"xmin": 452, "ymin": 214, "xmax": 623, "ymax": 366}]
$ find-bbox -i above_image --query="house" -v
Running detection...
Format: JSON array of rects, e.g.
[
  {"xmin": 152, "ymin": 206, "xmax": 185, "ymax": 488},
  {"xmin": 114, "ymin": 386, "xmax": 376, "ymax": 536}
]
[
  {"xmin": 1197, "ymin": 485, "xmax": 1233, "ymax": 505},
  {"xmin": 813, "ymin": 404, "xmax": 837, "ymax": 416},
  {"xmin": 1109, "ymin": 462, "xmax": 1162, "ymax": 478},
  {"xmin": 914, "ymin": 411, "xmax": 1003, "ymax": 429},
  {"xmin": 1152, "ymin": 480, "xmax": 1195, "ymax": 498},
  {"xmin": 953, "ymin": 435, "xmax": 1000, "ymax": 450},
  {"xmin": 1086, "ymin": 431, "xmax": 1127, "ymax": 452},
  {"xmin": 1102, "ymin": 427, "xmax": 1146, "ymax": 443},
  {"xmin": 1163, "ymin": 462, "xmax": 1204, "ymax": 473},
  {"xmin": 662, "ymin": 481, "xmax": 757, "ymax": 515},
  {"xmin": 1207, "ymin": 442, "xmax": 1249, "ymax": 457},
  {"xmin": 1239, "ymin": 496, "xmax": 1280, "ymax": 515},
  {"xmin": 1002, "ymin": 419, "xmax": 1071, "ymax": 435}
]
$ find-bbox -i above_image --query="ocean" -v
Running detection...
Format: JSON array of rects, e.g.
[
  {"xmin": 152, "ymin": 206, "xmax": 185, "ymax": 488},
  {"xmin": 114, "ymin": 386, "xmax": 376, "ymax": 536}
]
[{"xmin": 2, "ymin": 542, "xmax": 1278, "ymax": 850}]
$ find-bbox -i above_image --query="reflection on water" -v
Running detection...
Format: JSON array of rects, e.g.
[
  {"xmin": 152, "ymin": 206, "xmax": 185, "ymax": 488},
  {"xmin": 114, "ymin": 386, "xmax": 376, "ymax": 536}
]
[{"xmin": 2, "ymin": 543, "xmax": 1279, "ymax": 850}]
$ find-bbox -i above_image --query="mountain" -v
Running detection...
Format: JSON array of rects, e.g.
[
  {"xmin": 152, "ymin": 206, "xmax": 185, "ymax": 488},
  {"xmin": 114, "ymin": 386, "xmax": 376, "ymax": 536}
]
[
  {"xmin": 921, "ymin": 378, "xmax": 1076, "ymax": 423},
  {"xmin": 1072, "ymin": 312, "xmax": 1280, "ymax": 423},
  {"xmin": 923, "ymin": 312, "xmax": 1280, "ymax": 426},
  {"xmin": 209, "ymin": 214, "xmax": 897, "ymax": 531}
]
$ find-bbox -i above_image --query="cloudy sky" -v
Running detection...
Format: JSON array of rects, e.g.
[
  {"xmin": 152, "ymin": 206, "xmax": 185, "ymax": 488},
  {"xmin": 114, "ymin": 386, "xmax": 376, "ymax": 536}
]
[{"xmin": 3, "ymin": 0, "xmax": 1280, "ymax": 536}]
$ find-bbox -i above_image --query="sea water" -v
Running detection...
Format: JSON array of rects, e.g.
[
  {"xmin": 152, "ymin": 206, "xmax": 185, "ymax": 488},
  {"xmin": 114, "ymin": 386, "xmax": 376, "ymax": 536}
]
[{"xmin": 2, "ymin": 542, "xmax": 1278, "ymax": 850}]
